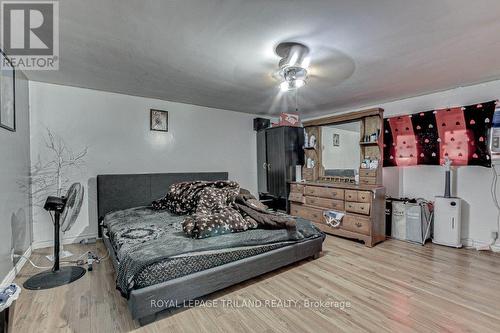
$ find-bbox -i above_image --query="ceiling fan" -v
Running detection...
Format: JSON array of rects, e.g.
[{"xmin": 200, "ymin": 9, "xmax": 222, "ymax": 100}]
[
  {"xmin": 275, "ymin": 42, "xmax": 311, "ymax": 92},
  {"xmin": 235, "ymin": 40, "xmax": 355, "ymax": 113},
  {"xmin": 272, "ymin": 41, "xmax": 355, "ymax": 98}
]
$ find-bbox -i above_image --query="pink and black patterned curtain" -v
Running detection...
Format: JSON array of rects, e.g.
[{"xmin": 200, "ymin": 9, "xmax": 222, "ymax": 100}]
[{"xmin": 383, "ymin": 100, "xmax": 496, "ymax": 167}]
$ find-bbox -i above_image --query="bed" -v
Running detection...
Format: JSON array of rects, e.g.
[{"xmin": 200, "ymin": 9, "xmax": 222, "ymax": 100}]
[{"xmin": 97, "ymin": 172, "xmax": 325, "ymax": 326}]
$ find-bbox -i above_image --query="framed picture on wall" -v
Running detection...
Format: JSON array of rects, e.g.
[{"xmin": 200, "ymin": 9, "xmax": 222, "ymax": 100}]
[
  {"xmin": 0, "ymin": 50, "xmax": 16, "ymax": 132},
  {"xmin": 332, "ymin": 133, "xmax": 340, "ymax": 146},
  {"xmin": 150, "ymin": 109, "xmax": 168, "ymax": 132}
]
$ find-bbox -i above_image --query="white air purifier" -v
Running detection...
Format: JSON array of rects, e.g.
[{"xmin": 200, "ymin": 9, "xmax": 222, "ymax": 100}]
[{"xmin": 432, "ymin": 197, "xmax": 462, "ymax": 248}]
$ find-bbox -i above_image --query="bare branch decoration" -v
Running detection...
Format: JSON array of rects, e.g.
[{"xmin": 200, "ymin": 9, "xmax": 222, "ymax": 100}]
[{"xmin": 20, "ymin": 128, "xmax": 88, "ymax": 207}]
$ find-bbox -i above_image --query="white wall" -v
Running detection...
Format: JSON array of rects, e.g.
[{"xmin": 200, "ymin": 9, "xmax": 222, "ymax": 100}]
[
  {"xmin": 29, "ymin": 81, "xmax": 259, "ymax": 247},
  {"xmin": 0, "ymin": 71, "xmax": 31, "ymax": 282},
  {"xmin": 310, "ymin": 79, "xmax": 500, "ymax": 247}
]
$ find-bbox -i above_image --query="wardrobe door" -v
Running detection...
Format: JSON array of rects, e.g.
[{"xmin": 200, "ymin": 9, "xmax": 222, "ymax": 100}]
[
  {"xmin": 256, "ymin": 130, "xmax": 268, "ymax": 194},
  {"xmin": 266, "ymin": 128, "xmax": 286, "ymax": 198},
  {"xmin": 284, "ymin": 127, "xmax": 304, "ymax": 184}
]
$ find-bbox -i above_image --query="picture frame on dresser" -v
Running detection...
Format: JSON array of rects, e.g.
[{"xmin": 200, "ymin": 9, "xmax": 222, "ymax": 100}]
[{"xmin": 0, "ymin": 49, "xmax": 16, "ymax": 132}]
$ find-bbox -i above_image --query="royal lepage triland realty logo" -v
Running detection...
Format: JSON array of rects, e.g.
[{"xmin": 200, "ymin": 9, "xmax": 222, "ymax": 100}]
[{"xmin": 1, "ymin": 0, "xmax": 59, "ymax": 70}]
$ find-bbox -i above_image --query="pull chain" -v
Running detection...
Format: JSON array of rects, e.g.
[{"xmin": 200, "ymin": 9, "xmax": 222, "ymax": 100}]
[{"xmin": 295, "ymin": 88, "xmax": 299, "ymax": 113}]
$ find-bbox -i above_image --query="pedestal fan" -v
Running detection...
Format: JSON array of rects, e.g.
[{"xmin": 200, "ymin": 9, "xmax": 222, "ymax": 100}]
[{"xmin": 23, "ymin": 183, "xmax": 86, "ymax": 290}]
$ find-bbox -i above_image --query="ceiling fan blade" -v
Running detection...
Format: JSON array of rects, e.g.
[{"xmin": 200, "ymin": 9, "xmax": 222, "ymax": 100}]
[
  {"xmin": 231, "ymin": 58, "xmax": 278, "ymax": 89},
  {"xmin": 306, "ymin": 47, "xmax": 355, "ymax": 87}
]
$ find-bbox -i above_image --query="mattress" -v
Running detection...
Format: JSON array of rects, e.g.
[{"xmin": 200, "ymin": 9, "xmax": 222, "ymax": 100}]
[
  {"xmin": 132, "ymin": 243, "xmax": 288, "ymax": 289},
  {"xmin": 103, "ymin": 207, "xmax": 323, "ymax": 293}
]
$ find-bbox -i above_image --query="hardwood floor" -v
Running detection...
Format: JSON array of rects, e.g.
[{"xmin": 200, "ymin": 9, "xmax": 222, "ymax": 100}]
[{"xmin": 12, "ymin": 237, "xmax": 500, "ymax": 333}]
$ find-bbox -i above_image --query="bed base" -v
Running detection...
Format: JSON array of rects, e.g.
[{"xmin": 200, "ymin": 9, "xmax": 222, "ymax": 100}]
[
  {"xmin": 97, "ymin": 172, "xmax": 324, "ymax": 326},
  {"xmin": 102, "ymin": 232, "xmax": 323, "ymax": 326}
]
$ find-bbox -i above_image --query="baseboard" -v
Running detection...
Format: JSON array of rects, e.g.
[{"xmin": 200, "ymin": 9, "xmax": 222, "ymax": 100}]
[
  {"xmin": 1, "ymin": 246, "xmax": 32, "ymax": 286},
  {"xmin": 462, "ymin": 238, "xmax": 499, "ymax": 251},
  {"xmin": 32, "ymin": 233, "xmax": 98, "ymax": 250}
]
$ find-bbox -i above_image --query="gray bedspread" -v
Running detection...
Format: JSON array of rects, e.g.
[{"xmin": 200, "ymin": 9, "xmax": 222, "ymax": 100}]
[{"xmin": 103, "ymin": 206, "xmax": 323, "ymax": 297}]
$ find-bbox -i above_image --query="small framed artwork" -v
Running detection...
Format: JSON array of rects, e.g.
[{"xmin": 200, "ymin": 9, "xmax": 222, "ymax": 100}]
[
  {"xmin": 332, "ymin": 133, "xmax": 340, "ymax": 146},
  {"xmin": 0, "ymin": 50, "xmax": 16, "ymax": 132},
  {"xmin": 150, "ymin": 109, "xmax": 168, "ymax": 132}
]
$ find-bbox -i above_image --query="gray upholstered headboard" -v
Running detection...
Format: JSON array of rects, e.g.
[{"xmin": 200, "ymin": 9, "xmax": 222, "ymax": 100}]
[{"xmin": 96, "ymin": 172, "xmax": 228, "ymax": 236}]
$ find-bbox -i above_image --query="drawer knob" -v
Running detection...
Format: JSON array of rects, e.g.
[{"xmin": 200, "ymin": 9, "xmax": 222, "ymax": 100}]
[{"xmin": 355, "ymin": 222, "xmax": 362, "ymax": 228}]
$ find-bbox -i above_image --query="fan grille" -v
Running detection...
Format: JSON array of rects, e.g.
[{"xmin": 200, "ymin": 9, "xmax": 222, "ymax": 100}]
[{"xmin": 61, "ymin": 183, "xmax": 84, "ymax": 232}]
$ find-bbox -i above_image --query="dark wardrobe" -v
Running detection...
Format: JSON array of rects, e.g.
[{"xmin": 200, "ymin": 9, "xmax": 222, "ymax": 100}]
[{"xmin": 257, "ymin": 126, "xmax": 304, "ymax": 211}]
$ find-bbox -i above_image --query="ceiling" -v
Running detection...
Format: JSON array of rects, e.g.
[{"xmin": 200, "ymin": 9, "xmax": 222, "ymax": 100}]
[{"xmin": 24, "ymin": 0, "xmax": 500, "ymax": 116}]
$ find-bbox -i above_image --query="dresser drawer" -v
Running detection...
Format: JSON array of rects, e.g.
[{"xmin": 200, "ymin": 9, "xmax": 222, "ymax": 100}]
[
  {"xmin": 290, "ymin": 183, "xmax": 305, "ymax": 194},
  {"xmin": 304, "ymin": 186, "xmax": 344, "ymax": 200},
  {"xmin": 345, "ymin": 190, "xmax": 372, "ymax": 203},
  {"xmin": 345, "ymin": 190, "xmax": 358, "ymax": 201},
  {"xmin": 305, "ymin": 196, "xmax": 345, "ymax": 210},
  {"xmin": 357, "ymin": 191, "xmax": 371, "ymax": 203},
  {"xmin": 342, "ymin": 214, "xmax": 371, "ymax": 235},
  {"xmin": 359, "ymin": 169, "xmax": 377, "ymax": 177},
  {"xmin": 290, "ymin": 204, "xmax": 324, "ymax": 223},
  {"xmin": 359, "ymin": 177, "xmax": 376, "ymax": 185},
  {"xmin": 345, "ymin": 202, "xmax": 371, "ymax": 215},
  {"xmin": 288, "ymin": 192, "xmax": 305, "ymax": 203}
]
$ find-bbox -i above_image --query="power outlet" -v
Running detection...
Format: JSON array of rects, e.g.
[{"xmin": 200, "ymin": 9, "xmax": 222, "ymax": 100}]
[
  {"xmin": 10, "ymin": 248, "xmax": 15, "ymax": 262},
  {"xmin": 492, "ymin": 231, "xmax": 499, "ymax": 241}
]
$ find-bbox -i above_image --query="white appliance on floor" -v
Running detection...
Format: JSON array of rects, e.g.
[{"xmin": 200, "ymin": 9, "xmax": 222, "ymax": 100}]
[
  {"xmin": 432, "ymin": 157, "xmax": 462, "ymax": 248},
  {"xmin": 433, "ymin": 197, "xmax": 462, "ymax": 248}
]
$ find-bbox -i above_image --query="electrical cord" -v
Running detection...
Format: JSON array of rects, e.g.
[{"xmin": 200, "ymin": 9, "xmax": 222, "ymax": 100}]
[
  {"xmin": 23, "ymin": 201, "xmax": 110, "ymax": 269},
  {"xmin": 15, "ymin": 255, "xmax": 57, "ymax": 270},
  {"xmin": 46, "ymin": 209, "xmax": 109, "ymax": 262},
  {"xmin": 16, "ymin": 246, "xmax": 110, "ymax": 270},
  {"xmin": 491, "ymin": 164, "xmax": 500, "ymax": 247},
  {"xmin": 15, "ymin": 254, "xmax": 87, "ymax": 269}
]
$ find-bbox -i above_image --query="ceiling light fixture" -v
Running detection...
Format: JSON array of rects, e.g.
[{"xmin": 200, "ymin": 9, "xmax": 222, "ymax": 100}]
[
  {"xmin": 275, "ymin": 42, "xmax": 310, "ymax": 92},
  {"xmin": 280, "ymin": 78, "xmax": 305, "ymax": 92}
]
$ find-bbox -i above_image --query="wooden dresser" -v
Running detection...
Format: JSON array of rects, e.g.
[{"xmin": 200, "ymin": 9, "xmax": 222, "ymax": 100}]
[{"xmin": 289, "ymin": 181, "xmax": 386, "ymax": 247}]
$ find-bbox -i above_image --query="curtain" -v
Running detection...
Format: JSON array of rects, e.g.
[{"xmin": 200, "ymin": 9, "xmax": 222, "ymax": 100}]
[{"xmin": 383, "ymin": 100, "xmax": 496, "ymax": 167}]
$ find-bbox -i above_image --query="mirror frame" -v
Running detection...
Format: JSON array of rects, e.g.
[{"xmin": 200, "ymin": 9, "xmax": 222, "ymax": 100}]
[{"xmin": 302, "ymin": 108, "xmax": 384, "ymax": 184}]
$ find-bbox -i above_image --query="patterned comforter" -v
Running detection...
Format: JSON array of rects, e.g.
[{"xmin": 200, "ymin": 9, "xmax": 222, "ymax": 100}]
[
  {"xmin": 103, "ymin": 206, "xmax": 324, "ymax": 297},
  {"xmin": 153, "ymin": 180, "xmax": 296, "ymax": 238}
]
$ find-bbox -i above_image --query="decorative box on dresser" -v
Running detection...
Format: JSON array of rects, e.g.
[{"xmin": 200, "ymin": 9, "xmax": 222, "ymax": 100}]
[{"xmin": 289, "ymin": 181, "xmax": 386, "ymax": 247}]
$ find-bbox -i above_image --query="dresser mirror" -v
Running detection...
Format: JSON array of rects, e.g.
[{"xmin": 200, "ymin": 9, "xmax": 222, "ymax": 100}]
[
  {"xmin": 320, "ymin": 120, "xmax": 361, "ymax": 182},
  {"xmin": 302, "ymin": 108, "xmax": 384, "ymax": 185}
]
